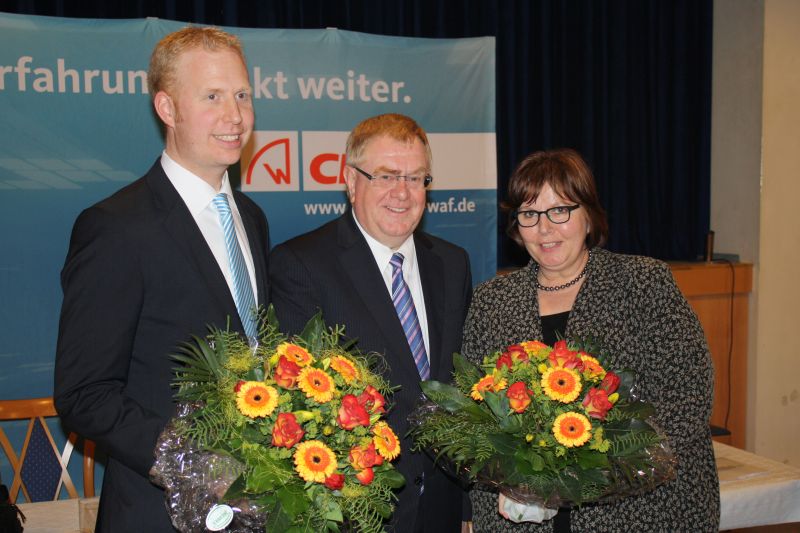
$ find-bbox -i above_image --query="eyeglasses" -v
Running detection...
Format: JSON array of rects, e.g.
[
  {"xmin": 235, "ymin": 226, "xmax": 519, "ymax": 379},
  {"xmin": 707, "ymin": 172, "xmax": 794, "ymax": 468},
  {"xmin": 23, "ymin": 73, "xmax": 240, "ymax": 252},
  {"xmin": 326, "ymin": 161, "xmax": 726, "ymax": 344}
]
[
  {"xmin": 513, "ymin": 204, "xmax": 581, "ymax": 227},
  {"xmin": 351, "ymin": 166, "xmax": 433, "ymax": 190}
]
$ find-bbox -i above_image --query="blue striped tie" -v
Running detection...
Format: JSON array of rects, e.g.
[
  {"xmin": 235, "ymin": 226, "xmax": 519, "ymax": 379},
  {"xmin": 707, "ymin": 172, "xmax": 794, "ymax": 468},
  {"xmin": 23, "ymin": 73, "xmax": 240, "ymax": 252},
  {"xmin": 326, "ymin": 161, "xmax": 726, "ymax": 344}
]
[
  {"xmin": 212, "ymin": 193, "xmax": 258, "ymax": 341},
  {"xmin": 390, "ymin": 253, "xmax": 429, "ymax": 380}
]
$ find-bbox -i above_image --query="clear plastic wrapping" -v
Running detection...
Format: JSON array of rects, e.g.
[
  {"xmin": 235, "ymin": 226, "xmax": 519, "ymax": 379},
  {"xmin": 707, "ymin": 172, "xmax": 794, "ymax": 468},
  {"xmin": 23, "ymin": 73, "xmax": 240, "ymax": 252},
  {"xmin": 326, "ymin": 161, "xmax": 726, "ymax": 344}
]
[
  {"xmin": 409, "ymin": 400, "xmax": 677, "ymax": 510},
  {"xmin": 150, "ymin": 403, "xmax": 265, "ymax": 533}
]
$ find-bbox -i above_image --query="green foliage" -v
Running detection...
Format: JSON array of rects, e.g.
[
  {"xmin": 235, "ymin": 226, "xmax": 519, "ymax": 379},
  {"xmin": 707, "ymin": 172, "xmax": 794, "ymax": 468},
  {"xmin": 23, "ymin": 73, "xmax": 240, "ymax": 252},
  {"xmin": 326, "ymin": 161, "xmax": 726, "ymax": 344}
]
[
  {"xmin": 484, "ymin": 391, "xmax": 510, "ymax": 420},
  {"xmin": 339, "ymin": 480, "xmax": 397, "ymax": 532},
  {"xmin": 608, "ymin": 430, "xmax": 663, "ymax": 457},
  {"xmin": 420, "ymin": 381, "xmax": 492, "ymax": 421},
  {"xmin": 453, "ymin": 352, "xmax": 483, "ymax": 391}
]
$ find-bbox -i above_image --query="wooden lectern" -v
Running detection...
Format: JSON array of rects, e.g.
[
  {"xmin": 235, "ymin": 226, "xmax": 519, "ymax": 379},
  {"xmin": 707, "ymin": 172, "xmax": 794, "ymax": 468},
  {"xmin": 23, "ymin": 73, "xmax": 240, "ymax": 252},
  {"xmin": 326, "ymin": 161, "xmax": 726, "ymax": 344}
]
[{"xmin": 669, "ymin": 261, "xmax": 753, "ymax": 449}]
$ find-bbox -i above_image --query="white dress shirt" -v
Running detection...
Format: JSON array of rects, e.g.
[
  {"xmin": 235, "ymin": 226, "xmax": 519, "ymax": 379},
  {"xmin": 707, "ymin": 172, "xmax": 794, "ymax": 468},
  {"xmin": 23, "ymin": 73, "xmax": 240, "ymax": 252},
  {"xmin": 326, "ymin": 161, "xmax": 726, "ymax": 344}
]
[
  {"xmin": 352, "ymin": 211, "xmax": 430, "ymax": 361},
  {"xmin": 160, "ymin": 152, "xmax": 258, "ymax": 303}
]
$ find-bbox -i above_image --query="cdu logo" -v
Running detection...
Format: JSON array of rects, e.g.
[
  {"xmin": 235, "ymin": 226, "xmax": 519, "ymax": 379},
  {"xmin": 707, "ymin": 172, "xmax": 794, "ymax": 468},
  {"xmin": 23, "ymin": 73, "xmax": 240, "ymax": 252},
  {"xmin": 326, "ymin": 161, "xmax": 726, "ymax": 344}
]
[
  {"xmin": 301, "ymin": 131, "xmax": 349, "ymax": 192},
  {"xmin": 241, "ymin": 131, "xmax": 299, "ymax": 191}
]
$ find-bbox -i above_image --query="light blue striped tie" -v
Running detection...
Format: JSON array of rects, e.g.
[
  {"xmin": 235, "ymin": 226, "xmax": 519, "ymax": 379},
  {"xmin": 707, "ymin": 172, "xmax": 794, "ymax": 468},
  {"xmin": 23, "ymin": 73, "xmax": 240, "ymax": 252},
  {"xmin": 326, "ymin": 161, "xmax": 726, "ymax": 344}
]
[
  {"xmin": 390, "ymin": 253, "xmax": 429, "ymax": 380},
  {"xmin": 212, "ymin": 193, "xmax": 258, "ymax": 341}
]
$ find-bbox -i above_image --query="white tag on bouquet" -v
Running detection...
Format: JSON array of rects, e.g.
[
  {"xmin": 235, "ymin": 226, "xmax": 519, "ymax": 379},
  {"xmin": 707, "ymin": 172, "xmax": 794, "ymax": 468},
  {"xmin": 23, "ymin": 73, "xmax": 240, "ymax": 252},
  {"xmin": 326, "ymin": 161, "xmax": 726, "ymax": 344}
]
[
  {"xmin": 501, "ymin": 494, "xmax": 559, "ymax": 523},
  {"xmin": 205, "ymin": 504, "xmax": 234, "ymax": 531}
]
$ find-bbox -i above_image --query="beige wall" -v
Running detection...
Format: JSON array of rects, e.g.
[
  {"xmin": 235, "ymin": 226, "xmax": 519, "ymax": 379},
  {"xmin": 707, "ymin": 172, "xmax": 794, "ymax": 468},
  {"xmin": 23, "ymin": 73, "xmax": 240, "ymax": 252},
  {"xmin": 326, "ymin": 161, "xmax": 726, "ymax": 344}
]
[
  {"xmin": 754, "ymin": 0, "xmax": 800, "ymax": 465},
  {"xmin": 713, "ymin": 0, "xmax": 800, "ymax": 465}
]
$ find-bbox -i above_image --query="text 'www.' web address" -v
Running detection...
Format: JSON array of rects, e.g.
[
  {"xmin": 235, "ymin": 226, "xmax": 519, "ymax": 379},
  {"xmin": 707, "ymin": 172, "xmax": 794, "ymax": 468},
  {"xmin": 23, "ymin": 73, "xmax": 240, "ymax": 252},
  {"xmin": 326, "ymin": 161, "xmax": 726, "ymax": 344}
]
[{"xmin": 303, "ymin": 196, "xmax": 477, "ymax": 215}]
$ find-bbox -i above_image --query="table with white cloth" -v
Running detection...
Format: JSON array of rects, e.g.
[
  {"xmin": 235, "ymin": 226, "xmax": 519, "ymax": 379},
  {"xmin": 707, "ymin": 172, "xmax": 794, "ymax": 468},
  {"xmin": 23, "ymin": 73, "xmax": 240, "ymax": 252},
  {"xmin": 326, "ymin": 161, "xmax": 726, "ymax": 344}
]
[{"xmin": 715, "ymin": 441, "xmax": 800, "ymax": 530}]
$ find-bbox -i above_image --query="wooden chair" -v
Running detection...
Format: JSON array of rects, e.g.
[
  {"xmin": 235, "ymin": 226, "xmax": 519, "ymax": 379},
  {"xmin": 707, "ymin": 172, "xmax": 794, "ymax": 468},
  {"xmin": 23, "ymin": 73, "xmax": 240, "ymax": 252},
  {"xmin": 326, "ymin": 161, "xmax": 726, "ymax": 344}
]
[{"xmin": 0, "ymin": 397, "xmax": 96, "ymax": 502}]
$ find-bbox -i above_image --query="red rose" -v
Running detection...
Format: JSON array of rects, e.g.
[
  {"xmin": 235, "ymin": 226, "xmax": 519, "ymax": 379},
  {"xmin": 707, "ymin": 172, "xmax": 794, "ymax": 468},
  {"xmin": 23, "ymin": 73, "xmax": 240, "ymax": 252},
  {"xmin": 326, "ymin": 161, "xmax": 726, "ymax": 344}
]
[
  {"xmin": 234, "ymin": 380, "xmax": 246, "ymax": 393},
  {"xmin": 324, "ymin": 473, "xmax": 345, "ymax": 490},
  {"xmin": 495, "ymin": 352, "xmax": 513, "ymax": 370},
  {"xmin": 506, "ymin": 381, "xmax": 532, "ymax": 413},
  {"xmin": 274, "ymin": 355, "xmax": 301, "ymax": 389},
  {"xmin": 582, "ymin": 388, "xmax": 614, "ymax": 420},
  {"xmin": 349, "ymin": 442, "xmax": 384, "ymax": 470},
  {"xmin": 357, "ymin": 385, "xmax": 386, "ymax": 414},
  {"xmin": 600, "ymin": 371, "xmax": 621, "ymax": 394},
  {"xmin": 271, "ymin": 412, "xmax": 305, "ymax": 448},
  {"xmin": 355, "ymin": 467, "xmax": 374, "ymax": 485},
  {"xmin": 337, "ymin": 394, "xmax": 370, "ymax": 430},
  {"xmin": 548, "ymin": 340, "xmax": 583, "ymax": 370},
  {"xmin": 505, "ymin": 344, "xmax": 529, "ymax": 363}
]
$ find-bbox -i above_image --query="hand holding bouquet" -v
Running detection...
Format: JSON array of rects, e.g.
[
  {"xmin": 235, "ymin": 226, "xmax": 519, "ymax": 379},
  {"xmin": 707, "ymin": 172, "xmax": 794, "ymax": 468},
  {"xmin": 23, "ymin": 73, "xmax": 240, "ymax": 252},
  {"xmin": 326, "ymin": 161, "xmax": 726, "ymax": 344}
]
[
  {"xmin": 150, "ymin": 308, "xmax": 404, "ymax": 533},
  {"xmin": 408, "ymin": 339, "xmax": 676, "ymax": 510}
]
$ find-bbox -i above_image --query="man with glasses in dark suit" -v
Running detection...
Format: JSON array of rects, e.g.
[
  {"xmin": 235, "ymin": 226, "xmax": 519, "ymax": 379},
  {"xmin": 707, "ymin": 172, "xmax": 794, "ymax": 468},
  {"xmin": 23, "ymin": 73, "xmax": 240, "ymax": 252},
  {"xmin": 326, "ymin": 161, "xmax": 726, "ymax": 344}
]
[{"xmin": 270, "ymin": 113, "xmax": 472, "ymax": 532}]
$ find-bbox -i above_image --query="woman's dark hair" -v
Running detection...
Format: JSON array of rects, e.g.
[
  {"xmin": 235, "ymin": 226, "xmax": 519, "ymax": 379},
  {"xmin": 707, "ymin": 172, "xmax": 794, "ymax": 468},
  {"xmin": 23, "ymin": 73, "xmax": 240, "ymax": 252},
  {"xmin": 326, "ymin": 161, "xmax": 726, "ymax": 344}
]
[{"xmin": 504, "ymin": 148, "xmax": 608, "ymax": 249}]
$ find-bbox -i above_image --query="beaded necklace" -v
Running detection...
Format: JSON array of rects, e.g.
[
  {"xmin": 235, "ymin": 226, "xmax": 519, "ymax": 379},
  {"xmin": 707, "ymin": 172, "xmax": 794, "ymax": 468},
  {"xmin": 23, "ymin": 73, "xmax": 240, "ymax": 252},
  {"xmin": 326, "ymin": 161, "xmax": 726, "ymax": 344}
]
[{"xmin": 534, "ymin": 250, "xmax": 592, "ymax": 292}]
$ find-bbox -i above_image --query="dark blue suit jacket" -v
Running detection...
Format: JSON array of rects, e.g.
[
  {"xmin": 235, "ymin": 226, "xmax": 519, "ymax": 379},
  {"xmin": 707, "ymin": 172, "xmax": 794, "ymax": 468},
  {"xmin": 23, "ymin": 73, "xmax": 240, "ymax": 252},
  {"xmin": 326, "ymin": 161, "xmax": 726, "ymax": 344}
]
[
  {"xmin": 269, "ymin": 212, "xmax": 471, "ymax": 532},
  {"xmin": 54, "ymin": 160, "xmax": 270, "ymax": 532}
]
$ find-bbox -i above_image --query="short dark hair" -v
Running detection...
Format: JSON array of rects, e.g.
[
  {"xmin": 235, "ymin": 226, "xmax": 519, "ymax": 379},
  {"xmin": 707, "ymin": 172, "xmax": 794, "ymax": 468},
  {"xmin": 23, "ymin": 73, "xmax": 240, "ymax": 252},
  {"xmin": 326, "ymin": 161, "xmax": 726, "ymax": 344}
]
[{"xmin": 504, "ymin": 148, "xmax": 608, "ymax": 249}]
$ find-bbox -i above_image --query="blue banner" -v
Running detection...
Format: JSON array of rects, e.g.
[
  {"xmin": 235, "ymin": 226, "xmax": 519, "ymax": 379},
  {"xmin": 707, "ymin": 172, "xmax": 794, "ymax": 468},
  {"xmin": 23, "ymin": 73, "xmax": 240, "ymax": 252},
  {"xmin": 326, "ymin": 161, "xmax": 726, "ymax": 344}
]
[{"xmin": 0, "ymin": 13, "xmax": 495, "ymax": 495}]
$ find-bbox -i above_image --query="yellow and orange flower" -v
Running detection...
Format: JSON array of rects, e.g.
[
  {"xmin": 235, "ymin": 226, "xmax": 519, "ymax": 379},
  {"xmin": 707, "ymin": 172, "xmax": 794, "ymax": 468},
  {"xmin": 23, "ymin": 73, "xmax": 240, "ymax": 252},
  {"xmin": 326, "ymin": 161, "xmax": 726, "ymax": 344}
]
[
  {"xmin": 235, "ymin": 381, "xmax": 278, "ymax": 418},
  {"xmin": 521, "ymin": 340, "xmax": 549, "ymax": 357},
  {"xmin": 355, "ymin": 467, "xmax": 374, "ymax": 485},
  {"xmin": 541, "ymin": 367, "xmax": 582, "ymax": 403},
  {"xmin": 294, "ymin": 440, "xmax": 338, "ymax": 483},
  {"xmin": 298, "ymin": 367, "xmax": 336, "ymax": 403},
  {"xmin": 337, "ymin": 394, "xmax": 370, "ymax": 430},
  {"xmin": 349, "ymin": 442, "xmax": 384, "ymax": 470},
  {"xmin": 373, "ymin": 421, "xmax": 401, "ymax": 460},
  {"xmin": 548, "ymin": 340, "xmax": 582, "ymax": 369},
  {"xmin": 506, "ymin": 381, "xmax": 533, "ymax": 413},
  {"xmin": 272, "ymin": 412, "xmax": 305, "ymax": 448},
  {"xmin": 329, "ymin": 355, "xmax": 360, "ymax": 383},
  {"xmin": 552, "ymin": 412, "xmax": 592, "ymax": 447},
  {"xmin": 277, "ymin": 342, "xmax": 314, "ymax": 367},
  {"xmin": 470, "ymin": 370, "xmax": 508, "ymax": 401},
  {"xmin": 274, "ymin": 355, "xmax": 301, "ymax": 389},
  {"xmin": 579, "ymin": 354, "xmax": 606, "ymax": 380}
]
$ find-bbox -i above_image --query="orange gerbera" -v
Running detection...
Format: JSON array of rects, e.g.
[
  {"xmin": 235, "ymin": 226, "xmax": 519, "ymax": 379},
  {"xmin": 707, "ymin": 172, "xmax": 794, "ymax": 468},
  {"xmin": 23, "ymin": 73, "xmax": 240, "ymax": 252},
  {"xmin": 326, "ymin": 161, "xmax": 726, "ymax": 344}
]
[
  {"xmin": 541, "ymin": 367, "xmax": 582, "ymax": 403},
  {"xmin": 521, "ymin": 340, "xmax": 549, "ymax": 357},
  {"xmin": 235, "ymin": 381, "xmax": 278, "ymax": 418},
  {"xmin": 470, "ymin": 370, "xmax": 508, "ymax": 401},
  {"xmin": 298, "ymin": 367, "xmax": 336, "ymax": 403},
  {"xmin": 579, "ymin": 354, "xmax": 606, "ymax": 380},
  {"xmin": 277, "ymin": 342, "xmax": 314, "ymax": 367},
  {"xmin": 329, "ymin": 355, "xmax": 360, "ymax": 383},
  {"xmin": 553, "ymin": 412, "xmax": 592, "ymax": 447},
  {"xmin": 373, "ymin": 421, "xmax": 401, "ymax": 460},
  {"xmin": 294, "ymin": 440, "xmax": 337, "ymax": 483}
]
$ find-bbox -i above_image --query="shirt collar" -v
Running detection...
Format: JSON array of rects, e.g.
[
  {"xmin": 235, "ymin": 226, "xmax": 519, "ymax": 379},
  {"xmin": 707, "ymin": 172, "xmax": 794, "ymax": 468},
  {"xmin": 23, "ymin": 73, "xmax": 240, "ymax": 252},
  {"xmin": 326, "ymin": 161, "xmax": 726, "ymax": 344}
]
[
  {"xmin": 160, "ymin": 151, "xmax": 234, "ymax": 216},
  {"xmin": 351, "ymin": 210, "xmax": 416, "ymax": 272}
]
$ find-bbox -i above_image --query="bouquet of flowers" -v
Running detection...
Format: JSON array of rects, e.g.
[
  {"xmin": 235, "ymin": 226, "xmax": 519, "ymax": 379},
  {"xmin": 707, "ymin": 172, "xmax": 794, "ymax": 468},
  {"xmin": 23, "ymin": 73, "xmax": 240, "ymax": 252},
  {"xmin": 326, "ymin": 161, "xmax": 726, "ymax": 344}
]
[
  {"xmin": 150, "ymin": 308, "xmax": 405, "ymax": 533},
  {"xmin": 408, "ymin": 339, "xmax": 676, "ymax": 510}
]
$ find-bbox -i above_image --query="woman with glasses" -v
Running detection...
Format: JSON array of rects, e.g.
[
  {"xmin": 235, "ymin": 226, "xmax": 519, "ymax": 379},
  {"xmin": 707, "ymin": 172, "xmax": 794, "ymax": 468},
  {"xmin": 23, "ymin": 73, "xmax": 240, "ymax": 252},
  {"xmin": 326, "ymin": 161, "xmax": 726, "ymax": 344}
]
[{"xmin": 462, "ymin": 149, "xmax": 719, "ymax": 532}]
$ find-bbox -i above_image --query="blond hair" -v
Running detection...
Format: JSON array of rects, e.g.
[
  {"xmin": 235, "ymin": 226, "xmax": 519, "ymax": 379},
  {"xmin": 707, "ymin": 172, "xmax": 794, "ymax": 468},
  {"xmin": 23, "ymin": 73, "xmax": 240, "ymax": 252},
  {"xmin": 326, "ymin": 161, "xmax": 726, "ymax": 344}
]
[
  {"xmin": 148, "ymin": 26, "xmax": 246, "ymax": 97},
  {"xmin": 345, "ymin": 113, "xmax": 432, "ymax": 169}
]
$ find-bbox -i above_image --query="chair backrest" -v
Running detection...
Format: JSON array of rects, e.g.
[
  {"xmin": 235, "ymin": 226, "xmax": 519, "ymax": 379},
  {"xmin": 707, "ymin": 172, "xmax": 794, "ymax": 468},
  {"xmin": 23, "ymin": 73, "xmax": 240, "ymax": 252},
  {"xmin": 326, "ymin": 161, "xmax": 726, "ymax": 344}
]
[{"xmin": 0, "ymin": 397, "xmax": 96, "ymax": 503}]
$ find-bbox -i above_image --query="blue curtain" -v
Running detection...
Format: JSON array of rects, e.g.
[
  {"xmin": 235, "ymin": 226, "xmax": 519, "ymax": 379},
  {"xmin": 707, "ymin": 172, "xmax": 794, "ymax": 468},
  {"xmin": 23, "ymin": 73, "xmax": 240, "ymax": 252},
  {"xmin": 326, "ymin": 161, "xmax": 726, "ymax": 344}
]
[{"xmin": 5, "ymin": 0, "xmax": 712, "ymax": 266}]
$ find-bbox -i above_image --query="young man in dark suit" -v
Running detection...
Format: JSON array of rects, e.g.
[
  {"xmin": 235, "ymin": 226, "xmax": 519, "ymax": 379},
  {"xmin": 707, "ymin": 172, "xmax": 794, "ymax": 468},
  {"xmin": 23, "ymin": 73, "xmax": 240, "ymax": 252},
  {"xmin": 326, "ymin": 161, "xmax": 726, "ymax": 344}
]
[
  {"xmin": 269, "ymin": 113, "xmax": 472, "ymax": 532},
  {"xmin": 54, "ymin": 27, "xmax": 269, "ymax": 532}
]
